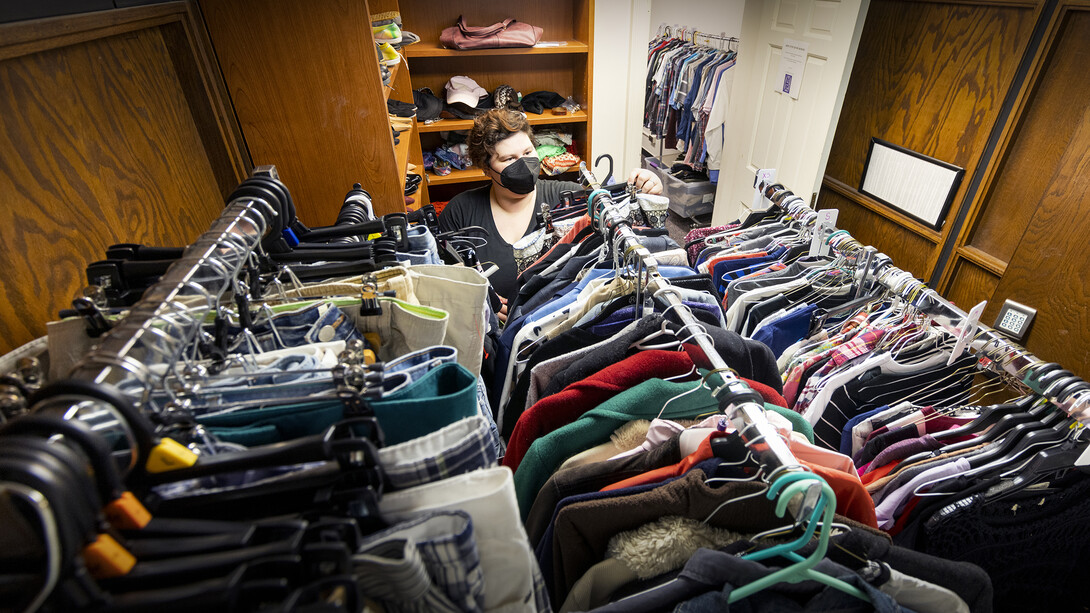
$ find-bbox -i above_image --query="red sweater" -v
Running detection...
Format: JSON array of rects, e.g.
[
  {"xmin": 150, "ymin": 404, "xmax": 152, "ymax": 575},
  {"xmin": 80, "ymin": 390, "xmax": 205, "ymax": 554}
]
[{"xmin": 503, "ymin": 350, "xmax": 698, "ymax": 472}]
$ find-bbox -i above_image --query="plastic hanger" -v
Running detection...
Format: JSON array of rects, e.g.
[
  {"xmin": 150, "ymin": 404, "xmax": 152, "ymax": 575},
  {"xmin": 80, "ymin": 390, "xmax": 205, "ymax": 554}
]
[{"xmin": 728, "ymin": 474, "xmax": 871, "ymax": 604}]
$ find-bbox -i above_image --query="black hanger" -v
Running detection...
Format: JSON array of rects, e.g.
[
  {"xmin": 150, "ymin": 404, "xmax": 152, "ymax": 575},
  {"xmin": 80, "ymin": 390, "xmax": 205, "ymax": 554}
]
[
  {"xmin": 927, "ymin": 407, "xmax": 1075, "ymax": 497},
  {"xmin": 30, "ymin": 379, "xmax": 164, "ymax": 479},
  {"xmin": 140, "ymin": 419, "xmax": 384, "ymax": 488},
  {"xmin": 930, "ymin": 396, "xmax": 1039, "ymax": 443},
  {"xmin": 980, "ymin": 432, "xmax": 1090, "ymax": 504},
  {"xmin": 889, "ymin": 395, "xmax": 1046, "ymax": 473},
  {"xmin": 105, "ymin": 244, "xmax": 186, "ymax": 261}
]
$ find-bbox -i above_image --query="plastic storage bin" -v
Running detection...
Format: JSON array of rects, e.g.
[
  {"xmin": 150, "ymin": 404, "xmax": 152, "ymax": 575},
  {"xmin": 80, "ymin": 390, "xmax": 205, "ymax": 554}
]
[{"xmin": 642, "ymin": 156, "xmax": 716, "ymax": 218}]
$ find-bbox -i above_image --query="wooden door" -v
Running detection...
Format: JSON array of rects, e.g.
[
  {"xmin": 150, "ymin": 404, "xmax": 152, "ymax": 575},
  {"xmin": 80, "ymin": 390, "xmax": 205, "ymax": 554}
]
[
  {"xmin": 942, "ymin": 6, "xmax": 1090, "ymax": 376},
  {"xmin": 712, "ymin": 0, "xmax": 869, "ymax": 224}
]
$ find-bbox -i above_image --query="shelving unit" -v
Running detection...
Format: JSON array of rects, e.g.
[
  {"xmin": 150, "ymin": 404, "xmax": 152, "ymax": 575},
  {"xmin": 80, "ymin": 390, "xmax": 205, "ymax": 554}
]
[
  {"xmin": 383, "ymin": 61, "xmax": 401, "ymax": 101},
  {"xmin": 394, "ymin": 118, "xmax": 414, "ymax": 194},
  {"xmin": 404, "ymin": 40, "xmax": 590, "ymax": 57},
  {"xmin": 425, "ymin": 166, "xmax": 579, "ymax": 186},
  {"xmin": 418, "ymin": 109, "xmax": 588, "ymax": 133},
  {"xmin": 198, "ymin": 0, "xmax": 410, "ymax": 220},
  {"xmin": 398, "ymin": 0, "xmax": 594, "ymax": 204}
]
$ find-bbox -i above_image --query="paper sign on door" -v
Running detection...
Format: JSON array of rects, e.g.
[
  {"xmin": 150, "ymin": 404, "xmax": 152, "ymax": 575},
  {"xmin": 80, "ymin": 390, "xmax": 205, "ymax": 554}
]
[{"xmin": 776, "ymin": 39, "xmax": 808, "ymax": 100}]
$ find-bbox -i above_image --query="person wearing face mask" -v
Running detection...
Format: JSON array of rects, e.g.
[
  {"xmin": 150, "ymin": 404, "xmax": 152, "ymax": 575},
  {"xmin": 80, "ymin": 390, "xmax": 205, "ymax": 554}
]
[{"xmin": 438, "ymin": 109, "xmax": 663, "ymax": 321}]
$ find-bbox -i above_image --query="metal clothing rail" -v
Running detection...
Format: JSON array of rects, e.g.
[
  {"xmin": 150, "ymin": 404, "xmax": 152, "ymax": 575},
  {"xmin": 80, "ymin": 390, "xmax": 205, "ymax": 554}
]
[
  {"xmin": 29, "ymin": 194, "xmax": 277, "ymax": 467},
  {"xmin": 761, "ymin": 181, "xmax": 1090, "ymax": 426},
  {"xmin": 582, "ymin": 164, "xmax": 818, "ymax": 510}
]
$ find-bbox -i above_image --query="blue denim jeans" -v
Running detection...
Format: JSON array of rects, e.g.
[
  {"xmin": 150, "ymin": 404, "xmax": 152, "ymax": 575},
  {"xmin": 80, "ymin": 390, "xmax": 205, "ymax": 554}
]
[
  {"xmin": 397, "ymin": 226, "xmax": 443, "ymax": 266},
  {"xmin": 228, "ymin": 301, "xmax": 364, "ymax": 353}
]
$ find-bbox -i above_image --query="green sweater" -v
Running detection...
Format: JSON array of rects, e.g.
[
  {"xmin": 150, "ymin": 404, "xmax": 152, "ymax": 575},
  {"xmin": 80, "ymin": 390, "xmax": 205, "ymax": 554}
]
[
  {"xmin": 765, "ymin": 403, "xmax": 814, "ymax": 444},
  {"xmin": 512, "ymin": 377, "xmax": 816, "ymax": 519},
  {"xmin": 514, "ymin": 377, "xmax": 720, "ymax": 518}
]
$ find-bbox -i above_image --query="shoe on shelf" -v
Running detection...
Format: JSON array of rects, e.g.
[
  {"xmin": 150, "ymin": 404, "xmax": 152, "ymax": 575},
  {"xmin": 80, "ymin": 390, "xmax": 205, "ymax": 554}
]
[
  {"xmin": 380, "ymin": 64, "xmax": 391, "ymax": 86},
  {"xmin": 393, "ymin": 31, "xmax": 420, "ymax": 49},
  {"xmin": 371, "ymin": 11, "xmax": 402, "ymax": 27},
  {"xmin": 372, "ymin": 22, "xmax": 402, "ymax": 45},
  {"xmin": 387, "ymin": 98, "xmax": 417, "ymax": 117},
  {"xmin": 378, "ymin": 42, "xmax": 401, "ymax": 67}
]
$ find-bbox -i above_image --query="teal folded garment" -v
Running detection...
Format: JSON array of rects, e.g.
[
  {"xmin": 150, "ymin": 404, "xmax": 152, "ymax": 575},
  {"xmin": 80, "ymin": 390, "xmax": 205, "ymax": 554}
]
[
  {"xmin": 370, "ymin": 362, "xmax": 478, "ymax": 445},
  {"xmin": 199, "ymin": 401, "xmax": 346, "ymax": 446},
  {"xmin": 200, "ymin": 362, "xmax": 478, "ymax": 447}
]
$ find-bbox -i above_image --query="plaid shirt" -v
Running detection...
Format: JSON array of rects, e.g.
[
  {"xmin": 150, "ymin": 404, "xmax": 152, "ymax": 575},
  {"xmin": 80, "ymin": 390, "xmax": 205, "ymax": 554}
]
[
  {"xmin": 792, "ymin": 327, "xmax": 887, "ymax": 415},
  {"xmin": 782, "ymin": 310, "xmax": 873, "ymax": 405},
  {"xmin": 379, "ymin": 415, "xmax": 498, "ymax": 491},
  {"xmin": 356, "ymin": 510, "xmax": 486, "ymax": 612}
]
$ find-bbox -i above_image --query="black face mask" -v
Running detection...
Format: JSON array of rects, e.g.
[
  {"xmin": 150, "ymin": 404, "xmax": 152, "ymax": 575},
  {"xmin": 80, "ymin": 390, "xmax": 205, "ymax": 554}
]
[{"xmin": 493, "ymin": 156, "xmax": 540, "ymax": 195}]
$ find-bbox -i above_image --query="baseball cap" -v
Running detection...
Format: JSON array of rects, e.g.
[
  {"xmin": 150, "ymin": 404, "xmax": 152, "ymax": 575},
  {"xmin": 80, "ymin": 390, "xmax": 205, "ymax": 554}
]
[{"xmin": 445, "ymin": 76, "xmax": 488, "ymax": 108}]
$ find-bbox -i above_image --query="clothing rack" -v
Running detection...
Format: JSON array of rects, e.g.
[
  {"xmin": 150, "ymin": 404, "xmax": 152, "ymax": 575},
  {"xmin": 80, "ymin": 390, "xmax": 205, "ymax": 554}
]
[
  {"xmin": 582, "ymin": 163, "xmax": 823, "ymax": 516},
  {"xmin": 693, "ymin": 30, "xmax": 739, "ymax": 51},
  {"xmin": 29, "ymin": 191, "xmax": 278, "ymax": 464},
  {"xmin": 760, "ymin": 181, "xmax": 1090, "ymax": 426}
]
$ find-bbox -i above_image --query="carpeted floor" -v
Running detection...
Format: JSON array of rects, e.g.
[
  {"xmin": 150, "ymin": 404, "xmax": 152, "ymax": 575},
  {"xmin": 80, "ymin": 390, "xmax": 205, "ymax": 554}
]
[{"xmin": 666, "ymin": 210, "xmax": 712, "ymax": 245}]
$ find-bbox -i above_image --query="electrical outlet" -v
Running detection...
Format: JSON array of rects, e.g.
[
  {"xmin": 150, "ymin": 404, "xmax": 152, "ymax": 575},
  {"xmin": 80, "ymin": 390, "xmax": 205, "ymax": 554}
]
[{"xmin": 993, "ymin": 299, "xmax": 1036, "ymax": 342}]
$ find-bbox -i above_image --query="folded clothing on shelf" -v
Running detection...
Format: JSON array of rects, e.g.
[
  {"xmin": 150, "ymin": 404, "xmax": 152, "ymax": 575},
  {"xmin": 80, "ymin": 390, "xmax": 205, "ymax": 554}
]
[
  {"xmin": 521, "ymin": 90, "xmax": 566, "ymax": 114},
  {"xmin": 542, "ymin": 152, "xmax": 581, "ymax": 175}
]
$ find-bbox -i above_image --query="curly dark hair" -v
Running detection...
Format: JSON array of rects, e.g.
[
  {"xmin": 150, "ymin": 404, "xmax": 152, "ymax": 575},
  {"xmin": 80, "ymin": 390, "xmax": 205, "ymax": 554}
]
[{"xmin": 467, "ymin": 109, "xmax": 534, "ymax": 171}]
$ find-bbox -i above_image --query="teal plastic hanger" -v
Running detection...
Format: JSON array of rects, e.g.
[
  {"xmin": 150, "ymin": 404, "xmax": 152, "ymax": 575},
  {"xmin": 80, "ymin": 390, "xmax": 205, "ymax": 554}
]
[
  {"xmin": 743, "ymin": 472, "xmax": 824, "ymax": 562},
  {"xmin": 729, "ymin": 473, "xmax": 871, "ymax": 604}
]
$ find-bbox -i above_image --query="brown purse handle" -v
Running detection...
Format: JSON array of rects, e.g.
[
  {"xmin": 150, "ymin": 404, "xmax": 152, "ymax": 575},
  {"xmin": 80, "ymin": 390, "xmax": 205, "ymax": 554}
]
[{"xmin": 457, "ymin": 15, "xmax": 516, "ymax": 37}]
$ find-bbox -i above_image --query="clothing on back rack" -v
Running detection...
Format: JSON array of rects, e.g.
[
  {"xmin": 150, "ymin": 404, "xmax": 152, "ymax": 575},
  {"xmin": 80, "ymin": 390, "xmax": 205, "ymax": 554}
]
[{"xmin": 645, "ymin": 32, "xmax": 736, "ymax": 175}]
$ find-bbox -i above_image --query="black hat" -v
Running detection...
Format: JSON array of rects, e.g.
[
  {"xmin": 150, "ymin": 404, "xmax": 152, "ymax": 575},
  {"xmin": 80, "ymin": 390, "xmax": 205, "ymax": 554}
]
[
  {"xmin": 520, "ymin": 90, "xmax": 565, "ymax": 114},
  {"xmin": 412, "ymin": 87, "xmax": 443, "ymax": 121}
]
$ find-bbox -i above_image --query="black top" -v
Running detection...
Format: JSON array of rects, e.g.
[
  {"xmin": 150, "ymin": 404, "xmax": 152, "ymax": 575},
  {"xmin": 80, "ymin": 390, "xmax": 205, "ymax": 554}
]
[{"xmin": 438, "ymin": 179, "xmax": 582, "ymax": 299}]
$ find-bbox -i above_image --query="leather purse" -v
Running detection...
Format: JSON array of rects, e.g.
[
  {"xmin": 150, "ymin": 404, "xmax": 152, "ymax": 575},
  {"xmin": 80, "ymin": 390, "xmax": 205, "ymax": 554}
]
[{"xmin": 440, "ymin": 16, "xmax": 543, "ymax": 50}]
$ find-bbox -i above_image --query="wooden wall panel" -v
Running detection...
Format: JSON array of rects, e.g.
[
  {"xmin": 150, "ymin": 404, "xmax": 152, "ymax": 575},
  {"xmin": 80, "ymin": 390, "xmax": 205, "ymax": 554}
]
[
  {"xmin": 200, "ymin": 0, "xmax": 404, "ymax": 222},
  {"xmin": 820, "ymin": 0, "xmax": 1036, "ymax": 277},
  {"xmin": 0, "ymin": 4, "xmax": 246, "ymax": 355},
  {"xmin": 818, "ymin": 190, "xmax": 933, "ymax": 277},
  {"xmin": 965, "ymin": 10, "xmax": 1090, "ymax": 265},
  {"xmin": 979, "ymin": 9, "xmax": 1090, "ymax": 376},
  {"xmin": 944, "ymin": 259, "xmax": 1000, "ymax": 313},
  {"xmin": 987, "ymin": 103, "xmax": 1090, "ymax": 373}
]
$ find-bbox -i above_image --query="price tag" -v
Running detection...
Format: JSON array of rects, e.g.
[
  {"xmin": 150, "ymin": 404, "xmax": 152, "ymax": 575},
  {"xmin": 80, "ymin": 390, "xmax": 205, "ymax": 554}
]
[
  {"xmin": 948, "ymin": 300, "xmax": 987, "ymax": 365},
  {"xmin": 808, "ymin": 209, "xmax": 839, "ymax": 256},
  {"xmin": 752, "ymin": 168, "xmax": 777, "ymax": 211}
]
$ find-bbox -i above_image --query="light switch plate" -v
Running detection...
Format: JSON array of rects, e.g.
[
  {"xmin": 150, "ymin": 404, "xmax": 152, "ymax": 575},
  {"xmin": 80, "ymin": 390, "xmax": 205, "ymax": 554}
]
[{"xmin": 993, "ymin": 299, "xmax": 1036, "ymax": 342}]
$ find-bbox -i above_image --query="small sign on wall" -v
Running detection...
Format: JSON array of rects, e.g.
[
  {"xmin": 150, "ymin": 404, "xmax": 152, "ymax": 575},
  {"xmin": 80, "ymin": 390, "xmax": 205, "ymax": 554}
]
[
  {"xmin": 859, "ymin": 138, "xmax": 964, "ymax": 230},
  {"xmin": 776, "ymin": 39, "xmax": 808, "ymax": 100}
]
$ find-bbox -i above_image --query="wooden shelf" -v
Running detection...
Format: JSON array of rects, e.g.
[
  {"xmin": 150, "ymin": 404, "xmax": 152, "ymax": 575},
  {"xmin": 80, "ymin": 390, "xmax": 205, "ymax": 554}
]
[
  {"xmin": 425, "ymin": 166, "xmax": 579, "ymax": 186},
  {"xmin": 418, "ymin": 109, "xmax": 588, "ymax": 133},
  {"xmin": 383, "ymin": 61, "xmax": 400, "ymax": 101},
  {"xmin": 404, "ymin": 40, "xmax": 589, "ymax": 58},
  {"xmin": 394, "ymin": 120, "xmax": 414, "ymax": 193},
  {"xmin": 426, "ymin": 167, "xmax": 488, "ymax": 185}
]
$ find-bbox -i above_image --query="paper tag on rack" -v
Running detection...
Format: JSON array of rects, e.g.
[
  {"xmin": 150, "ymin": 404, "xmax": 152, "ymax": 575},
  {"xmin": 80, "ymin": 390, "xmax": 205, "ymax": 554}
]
[
  {"xmin": 752, "ymin": 168, "xmax": 776, "ymax": 211},
  {"xmin": 948, "ymin": 300, "xmax": 987, "ymax": 366},
  {"xmin": 808, "ymin": 209, "xmax": 838, "ymax": 256}
]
